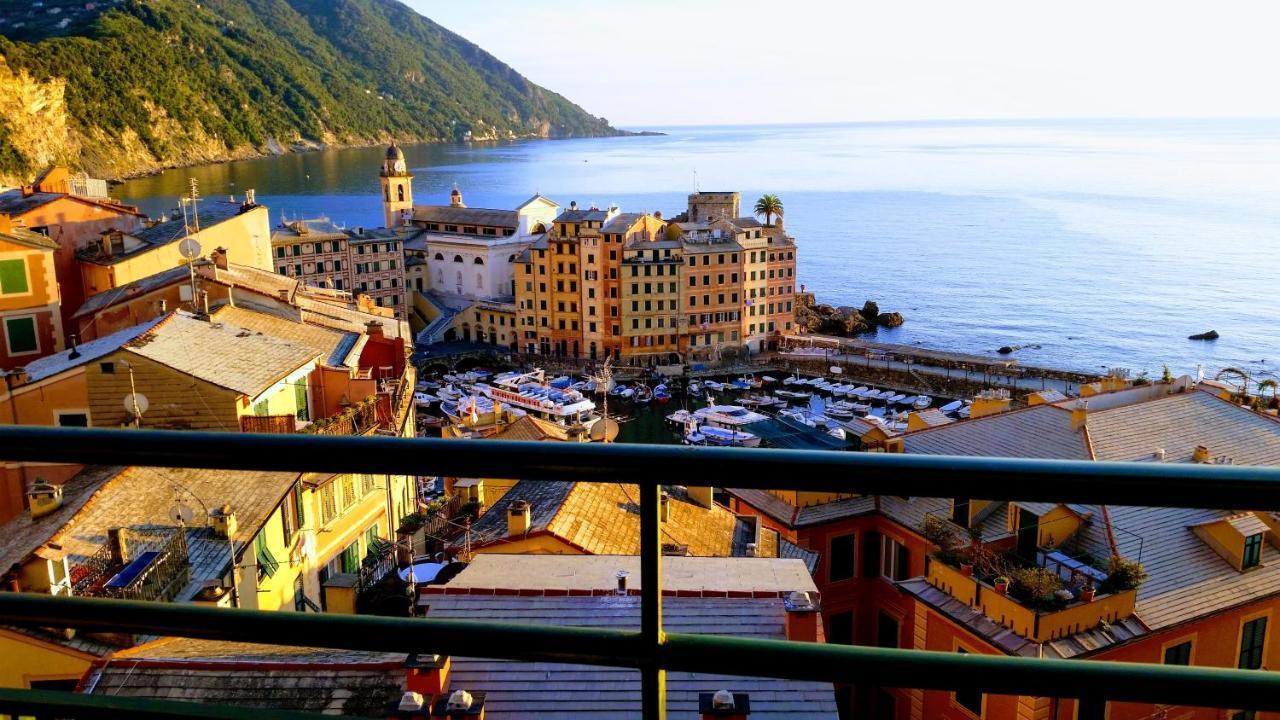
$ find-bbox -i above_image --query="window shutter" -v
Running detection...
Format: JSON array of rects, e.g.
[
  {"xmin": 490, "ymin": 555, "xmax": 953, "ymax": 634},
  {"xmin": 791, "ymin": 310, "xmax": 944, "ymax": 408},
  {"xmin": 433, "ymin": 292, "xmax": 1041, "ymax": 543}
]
[
  {"xmin": 862, "ymin": 530, "xmax": 881, "ymax": 578},
  {"xmin": 895, "ymin": 543, "xmax": 911, "ymax": 581}
]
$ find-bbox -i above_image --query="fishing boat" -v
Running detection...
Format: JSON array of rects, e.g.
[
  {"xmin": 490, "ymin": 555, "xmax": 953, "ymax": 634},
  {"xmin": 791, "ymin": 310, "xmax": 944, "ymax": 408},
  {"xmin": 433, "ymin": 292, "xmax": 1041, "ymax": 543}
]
[
  {"xmin": 761, "ymin": 375, "xmax": 779, "ymax": 385},
  {"xmin": 704, "ymin": 380, "xmax": 728, "ymax": 392},
  {"xmin": 825, "ymin": 404, "xmax": 857, "ymax": 419},
  {"xmin": 775, "ymin": 389, "xmax": 813, "ymax": 401},
  {"xmin": 895, "ymin": 394, "xmax": 917, "ymax": 406},
  {"xmin": 633, "ymin": 384, "xmax": 653, "ymax": 406},
  {"xmin": 939, "ymin": 400, "xmax": 964, "ymax": 414},
  {"xmin": 913, "ymin": 395, "xmax": 934, "ymax": 410},
  {"xmin": 665, "ymin": 409, "xmax": 694, "ymax": 426},
  {"xmin": 653, "ymin": 384, "xmax": 671, "ymax": 405},
  {"xmin": 413, "ymin": 392, "xmax": 439, "ymax": 408},
  {"xmin": 957, "ymin": 403, "xmax": 972, "ymax": 419},
  {"xmin": 437, "ymin": 385, "xmax": 463, "ymax": 402},
  {"xmin": 783, "ymin": 374, "xmax": 805, "ymax": 386}
]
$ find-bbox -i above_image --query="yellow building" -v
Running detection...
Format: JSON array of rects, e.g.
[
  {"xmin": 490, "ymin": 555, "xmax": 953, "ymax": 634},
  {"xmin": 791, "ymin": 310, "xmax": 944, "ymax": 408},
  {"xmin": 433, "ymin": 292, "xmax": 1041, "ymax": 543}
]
[
  {"xmin": 619, "ymin": 226, "xmax": 682, "ymax": 365},
  {"xmin": 0, "ymin": 216, "xmax": 63, "ymax": 370},
  {"xmin": 674, "ymin": 218, "xmax": 746, "ymax": 361},
  {"xmin": 78, "ymin": 200, "xmax": 271, "ymax": 300}
]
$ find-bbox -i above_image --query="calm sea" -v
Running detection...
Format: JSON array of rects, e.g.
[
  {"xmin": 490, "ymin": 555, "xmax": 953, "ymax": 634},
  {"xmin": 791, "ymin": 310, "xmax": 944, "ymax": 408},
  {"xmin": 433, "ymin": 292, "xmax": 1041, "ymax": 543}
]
[{"xmin": 115, "ymin": 119, "xmax": 1280, "ymax": 378}]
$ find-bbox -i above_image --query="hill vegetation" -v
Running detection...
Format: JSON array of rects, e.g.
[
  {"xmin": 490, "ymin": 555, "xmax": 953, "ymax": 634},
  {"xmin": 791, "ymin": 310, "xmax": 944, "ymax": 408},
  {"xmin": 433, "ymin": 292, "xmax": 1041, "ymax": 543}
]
[{"xmin": 0, "ymin": 0, "xmax": 621, "ymax": 182}]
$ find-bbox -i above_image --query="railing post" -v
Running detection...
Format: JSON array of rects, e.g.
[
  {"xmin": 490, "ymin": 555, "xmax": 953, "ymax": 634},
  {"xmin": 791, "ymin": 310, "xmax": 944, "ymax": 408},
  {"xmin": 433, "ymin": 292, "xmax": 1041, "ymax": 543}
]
[{"xmin": 641, "ymin": 483, "xmax": 666, "ymax": 720}]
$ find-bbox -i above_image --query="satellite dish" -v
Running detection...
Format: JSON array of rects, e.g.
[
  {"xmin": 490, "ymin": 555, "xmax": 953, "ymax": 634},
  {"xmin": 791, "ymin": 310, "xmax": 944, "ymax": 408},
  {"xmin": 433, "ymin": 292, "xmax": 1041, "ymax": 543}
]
[
  {"xmin": 170, "ymin": 503, "xmax": 196, "ymax": 525},
  {"xmin": 589, "ymin": 417, "xmax": 620, "ymax": 442},
  {"xmin": 124, "ymin": 392, "xmax": 150, "ymax": 416},
  {"xmin": 178, "ymin": 237, "xmax": 202, "ymax": 260}
]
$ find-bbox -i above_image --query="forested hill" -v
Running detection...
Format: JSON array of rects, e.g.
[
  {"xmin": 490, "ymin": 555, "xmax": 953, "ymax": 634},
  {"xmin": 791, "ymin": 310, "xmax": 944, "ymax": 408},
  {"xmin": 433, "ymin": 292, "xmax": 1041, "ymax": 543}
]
[{"xmin": 0, "ymin": 0, "xmax": 622, "ymax": 183}]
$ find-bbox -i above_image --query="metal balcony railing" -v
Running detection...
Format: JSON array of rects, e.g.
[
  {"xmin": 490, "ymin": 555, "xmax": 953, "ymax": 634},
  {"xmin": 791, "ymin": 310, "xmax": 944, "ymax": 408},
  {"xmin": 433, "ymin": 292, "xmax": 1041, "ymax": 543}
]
[{"xmin": 3, "ymin": 426, "xmax": 1280, "ymax": 720}]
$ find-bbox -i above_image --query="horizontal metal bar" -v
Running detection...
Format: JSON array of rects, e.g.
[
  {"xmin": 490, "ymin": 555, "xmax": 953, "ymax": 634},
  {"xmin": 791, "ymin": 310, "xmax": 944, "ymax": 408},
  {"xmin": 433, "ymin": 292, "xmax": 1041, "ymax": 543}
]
[
  {"xmin": 0, "ymin": 687, "xmax": 331, "ymax": 720},
  {"xmin": 3, "ymin": 426, "xmax": 1280, "ymax": 509},
  {"xmin": 3, "ymin": 594, "xmax": 1279, "ymax": 712}
]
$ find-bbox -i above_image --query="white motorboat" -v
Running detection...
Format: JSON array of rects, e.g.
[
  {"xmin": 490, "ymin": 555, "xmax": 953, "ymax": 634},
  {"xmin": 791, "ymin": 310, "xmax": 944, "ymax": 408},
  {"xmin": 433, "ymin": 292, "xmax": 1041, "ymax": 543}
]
[
  {"xmin": 895, "ymin": 394, "xmax": 917, "ymax": 406},
  {"xmin": 696, "ymin": 404, "xmax": 769, "ymax": 428},
  {"xmin": 939, "ymin": 400, "xmax": 964, "ymax": 414},
  {"xmin": 848, "ymin": 386, "xmax": 871, "ymax": 398},
  {"xmin": 413, "ymin": 392, "xmax": 439, "ymax": 407},
  {"xmin": 783, "ymin": 374, "xmax": 804, "ymax": 386},
  {"xmin": 476, "ymin": 370, "xmax": 599, "ymax": 428},
  {"xmin": 437, "ymin": 385, "xmax": 463, "ymax": 402},
  {"xmin": 775, "ymin": 389, "xmax": 813, "ymax": 401},
  {"xmin": 825, "ymin": 405, "xmax": 856, "ymax": 419},
  {"xmin": 688, "ymin": 381, "xmax": 703, "ymax": 395},
  {"xmin": 761, "ymin": 375, "xmax": 779, "ymax": 385},
  {"xmin": 704, "ymin": 380, "xmax": 727, "ymax": 391},
  {"xmin": 666, "ymin": 409, "xmax": 694, "ymax": 426},
  {"xmin": 686, "ymin": 423, "xmax": 762, "ymax": 448},
  {"xmin": 913, "ymin": 395, "xmax": 934, "ymax": 410},
  {"xmin": 886, "ymin": 393, "xmax": 907, "ymax": 404}
]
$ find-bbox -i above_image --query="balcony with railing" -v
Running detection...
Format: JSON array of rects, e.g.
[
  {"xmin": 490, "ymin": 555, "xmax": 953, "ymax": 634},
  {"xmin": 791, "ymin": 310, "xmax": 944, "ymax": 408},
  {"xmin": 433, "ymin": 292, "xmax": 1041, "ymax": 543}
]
[{"xmin": 1, "ymin": 427, "xmax": 1280, "ymax": 720}]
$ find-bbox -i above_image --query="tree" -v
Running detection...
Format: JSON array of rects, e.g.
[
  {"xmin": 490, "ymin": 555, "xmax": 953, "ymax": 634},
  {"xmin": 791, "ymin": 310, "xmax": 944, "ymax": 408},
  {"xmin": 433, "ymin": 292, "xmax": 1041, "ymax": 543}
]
[
  {"xmin": 1257, "ymin": 378, "xmax": 1278, "ymax": 409},
  {"xmin": 1216, "ymin": 367, "xmax": 1252, "ymax": 403},
  {"xmin": 753, "ymin": 194, "xmax": 784, "ymax": 226}
]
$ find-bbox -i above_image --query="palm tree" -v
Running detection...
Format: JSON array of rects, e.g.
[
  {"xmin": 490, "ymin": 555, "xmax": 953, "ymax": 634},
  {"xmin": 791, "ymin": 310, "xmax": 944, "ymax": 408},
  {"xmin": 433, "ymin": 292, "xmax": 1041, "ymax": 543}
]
[
  {"xmin": 1257, "ymin": 378, "xmax": 1279, "ymax": 410},
  {"xmin": 753, "ymin": 194, "xmax": 784, "ymax": 226},
  {"xmin": 1216, "ymin": 367, "xmax": 1252, "ymax": 403}
]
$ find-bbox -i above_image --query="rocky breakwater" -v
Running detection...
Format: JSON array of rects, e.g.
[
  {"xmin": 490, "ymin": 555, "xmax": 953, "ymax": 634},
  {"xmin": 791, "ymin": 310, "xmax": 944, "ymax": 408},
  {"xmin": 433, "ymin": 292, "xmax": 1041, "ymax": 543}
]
[{"xmin": 794, "ymin": 292, "xmax": 904, "ymax": 336}]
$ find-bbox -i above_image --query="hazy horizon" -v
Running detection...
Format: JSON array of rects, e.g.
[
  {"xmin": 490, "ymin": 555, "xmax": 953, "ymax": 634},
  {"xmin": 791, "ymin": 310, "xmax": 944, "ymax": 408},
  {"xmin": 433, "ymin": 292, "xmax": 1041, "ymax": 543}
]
[{"xmin": 411, "ymin": 0, "xmax": 1280, "ymax": 127}]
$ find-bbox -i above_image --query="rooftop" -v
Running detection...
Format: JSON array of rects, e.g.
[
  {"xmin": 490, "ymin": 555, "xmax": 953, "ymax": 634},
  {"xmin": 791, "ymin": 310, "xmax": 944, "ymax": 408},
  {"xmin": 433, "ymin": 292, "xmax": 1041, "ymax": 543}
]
[
  {"xmin": 82, "ymin": 638, "xmax": 404, "ymax": 717},
  {"xmin": 0, "ymin": 225, "xmax": 58, "ymax": 251},
  {"xmin": 72, "ymin": 265, "xmax": 191, "ymax": 320},
  {"xmin": 412, "ymin": 205, "xmax": 518, "ymax": 229},
  {"xmin": 271, "ymin": 217, "xmax": 348, "ymax": 240},
  {"xmin": 555, "ymin": 207, "xmax": 614, "ymax": 223},
  {"xmin": 209, "ymin": 305, "xmax": 360, "ymax": 368},
  {"xmin": 14, "ymin": 315, "xmax": 166, "ymax": 384},
  {"xmin": 79, "ymin": 202, "xmax": 253, "ymax": 266},
  {"xmin": 124, "ymin": 311, "xmax": 320, "ymax": 397}
]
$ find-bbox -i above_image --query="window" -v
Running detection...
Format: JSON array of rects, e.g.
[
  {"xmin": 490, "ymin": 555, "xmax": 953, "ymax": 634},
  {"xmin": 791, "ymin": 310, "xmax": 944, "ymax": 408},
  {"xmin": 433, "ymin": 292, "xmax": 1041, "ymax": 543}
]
[
  {"xmin": 275, "ymin": 247, "xmax": 285, "ymax": 259},
  {"xmin": 99, "ymin": 362, "xmax": 115, "ymax": 374},
  {"xmin": 319, "ymin": 483, "xmax": 337, "ymax": 525},
  {"xmin": 56, "ymin": 412, "xmax": 89, "ymax": 427},
  {"xmin": 828, "ymin": 611, "xmax": 853, "ymax": 645},
  {"xmin": 829, "ymin": 534, "xmax": 855, "ymax": 582},
  {"xmin": 282, "ymin": 483, "xmax": 301, "ymax": 548},
  {"xmin": 877, "ymin": 612, "xmax": 900, "ymax": 649},
  {"xmin": 881, "ymin": 535, "xmax": 909, "ymax": 581},
  {"xmin": 1244, "ymin": 533, "xmax": 1264, "ymax": 569},
  {"xmin": 3, "ymin": 316, "xmax": 38, "ymax": 355},
  {"xmin": 954, "ymin": 649, "xmax": 983, "ymax": 715},
  {"xmin": 1163, "ymin": 640, "xmax": 1193, "ymax": 665},
  {"xmin": 254, "ymin": 532, "xmax": 279, "ymax": 580},
  {"xmin": 1239, "ymin": 616, "xmax": 1267, "ymax": 669}
]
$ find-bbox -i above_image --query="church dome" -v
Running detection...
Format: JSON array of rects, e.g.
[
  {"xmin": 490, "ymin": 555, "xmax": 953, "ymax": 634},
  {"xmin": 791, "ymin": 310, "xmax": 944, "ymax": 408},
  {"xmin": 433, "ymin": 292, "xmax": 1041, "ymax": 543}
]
[{"xmin": 386, "ymin": 143, "xmax": 405, "ymax": 161}]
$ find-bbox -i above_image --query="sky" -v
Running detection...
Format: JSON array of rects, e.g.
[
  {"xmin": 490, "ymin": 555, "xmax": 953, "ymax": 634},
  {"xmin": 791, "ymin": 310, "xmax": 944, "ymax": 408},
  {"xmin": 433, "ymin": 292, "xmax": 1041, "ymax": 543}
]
[{"xmin": 407, "ymin": 0, "xmax": 1280, "ymax": 128}]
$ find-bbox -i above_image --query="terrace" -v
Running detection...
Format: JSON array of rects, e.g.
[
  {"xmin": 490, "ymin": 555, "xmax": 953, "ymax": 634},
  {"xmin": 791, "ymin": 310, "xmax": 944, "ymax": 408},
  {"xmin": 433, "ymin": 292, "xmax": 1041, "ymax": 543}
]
[{"xmin": 1, "ymin": 427, "xmax": 1280, "ymax": 719}]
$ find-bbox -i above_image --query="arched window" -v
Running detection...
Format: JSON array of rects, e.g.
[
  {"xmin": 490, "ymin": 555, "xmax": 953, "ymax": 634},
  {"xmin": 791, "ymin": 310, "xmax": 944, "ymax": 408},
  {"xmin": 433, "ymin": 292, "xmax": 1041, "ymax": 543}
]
[
  {"xmin": 397, "ymin": 186, "xmax": 405, "ymax": 202},
  {"xmin": 473, "ymin": 257, "xmax": 484, "ymax": 265},
  {"xmin": 434, "ymin": 252, "xmax": 444, "ymax": 260},
  {"xmin": 453, "ymin": 255, "xmax": 464, "ymax": 263}
]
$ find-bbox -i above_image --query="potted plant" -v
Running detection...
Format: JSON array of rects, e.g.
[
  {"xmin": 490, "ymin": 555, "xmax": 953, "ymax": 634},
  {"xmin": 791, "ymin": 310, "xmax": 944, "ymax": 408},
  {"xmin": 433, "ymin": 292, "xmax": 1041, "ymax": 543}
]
[
  {"xmin": 1100, "ymin": 556, "xmax": 1148, "ymax": 594},
  {"xmin": 993, "ymin": 576, "xmax": 1010, "ymax": 595},
  {"xmin": 1080, "ymin": 581, "xmax": 1097, "ymax": 603}
]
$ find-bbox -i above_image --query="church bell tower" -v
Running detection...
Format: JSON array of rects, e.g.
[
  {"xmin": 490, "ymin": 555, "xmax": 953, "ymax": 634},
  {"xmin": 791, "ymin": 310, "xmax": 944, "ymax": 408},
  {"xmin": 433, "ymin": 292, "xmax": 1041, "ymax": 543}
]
[{"xmin": 380, "ymin": 143, "xmax": 414, "ymax": 228}]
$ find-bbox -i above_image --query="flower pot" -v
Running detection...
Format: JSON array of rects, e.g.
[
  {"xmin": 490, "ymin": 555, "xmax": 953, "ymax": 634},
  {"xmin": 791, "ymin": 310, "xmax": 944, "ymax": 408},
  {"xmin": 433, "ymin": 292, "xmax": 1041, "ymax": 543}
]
[
  {"xmin": 994, "ymin": 580, "xmax": 1009, "ymax": 595},
  {"xmin": 960, "ymin": 563, "xmax": 974, "ymax": 577},
  {"xmin": 1081, "ymin": 588, "xmax": 1096, "ymax": 603}
]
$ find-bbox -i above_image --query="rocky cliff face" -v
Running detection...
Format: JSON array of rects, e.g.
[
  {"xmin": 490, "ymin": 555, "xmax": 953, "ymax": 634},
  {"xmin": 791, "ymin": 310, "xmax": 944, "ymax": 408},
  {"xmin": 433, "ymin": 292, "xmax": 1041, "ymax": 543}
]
[{"xmin": 0, "ymin": 58, "xmax": 73, "ymax": 183}]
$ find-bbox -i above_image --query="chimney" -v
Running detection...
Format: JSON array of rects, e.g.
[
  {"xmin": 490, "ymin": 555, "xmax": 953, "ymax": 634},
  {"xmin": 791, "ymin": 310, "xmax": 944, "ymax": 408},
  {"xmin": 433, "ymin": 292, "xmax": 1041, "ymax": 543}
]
[
  {"xmin": 1071, "ymin": 399, "xmax": 1089, "ymax": 431},
  {"xmin": 782, "ymin": 590, "xmax": 820, "ymax": 642},
  {"xmin": 67, "ymin": 335, "xmax": 81, "ymax": 360},
  {"xmin": 1154, "ymin": 448, "xmax": 1166, "ymax": 461},
  {"xmin": 1193, "ymin": 445, "xmax": 1211, "ymax": 463},
  {"xmin": 507, "ymin": 500, "xmax": 531, "ymax": 536},
  {"xmin": 210, "ymin": 504, "xmax": 237, "ymax": 539},
  {"xmin": 398, "ymin": 691, "xmax": 426, "ymax": 714},
  {"xmin": 431, "ymin": 688, "xmax": 485, "ymax": 718},
  {"xmin": 686, "ymin": 486, "xmax": 714, "ymax": 509},
  {"xmin": 4, "ymin": 366, "xmax": 30, "ymax": 389},
  {"xmin": 211, "ymin": 247, "xmax": 229, "ymax": 270},
  {"xmin": 700, "ymin": 690, "xmax": 750, "ymax": 720},
  {"xmin": 616, "ymin": 570, "xmax": 629, "ymax": 596},
  {"xmin": 21, "ymin": 185, "xmax": 34, "ymax": 198},
  {"xmin": 570, "ymin": 200, "xmax": 578, "ymax": 211},
  {"xmin": 27, "ymin": 478, "xmax": 64, "ymax": 519},
  {"xmin": 405, "ymin": 653, "xmax": 451, "ymax": 700},
  {"xmin": 244, "ymin": 189, "xmax": 256, "ymax": 206},
  {"xmin": 108, "ymin": 527, "xmax": 130, "ymax": 565},
  {"xmin": 660, "ymin": 492, "xmax": 671, "ymax": 523},
  {"xmin": 365, "ymin": 320, "xmax": 385, "ymax": 339}
]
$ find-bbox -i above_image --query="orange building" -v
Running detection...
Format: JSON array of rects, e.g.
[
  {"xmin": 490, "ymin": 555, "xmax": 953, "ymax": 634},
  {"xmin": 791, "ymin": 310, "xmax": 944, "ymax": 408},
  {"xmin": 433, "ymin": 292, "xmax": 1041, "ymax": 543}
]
[
  {"xmin": 0, "ymin": 216, "xmax": 63, "ymax": 369},
  {"xmin": 725, "ymin": 382, "xmax": 1280, "ymax": 720},
  {"xmin": 0, "ymin": 167, "xmax": 143, "ymax": 336},
  {"xmin": 674, "ymin": 218, "xmax": 745, "ymax": 362}
]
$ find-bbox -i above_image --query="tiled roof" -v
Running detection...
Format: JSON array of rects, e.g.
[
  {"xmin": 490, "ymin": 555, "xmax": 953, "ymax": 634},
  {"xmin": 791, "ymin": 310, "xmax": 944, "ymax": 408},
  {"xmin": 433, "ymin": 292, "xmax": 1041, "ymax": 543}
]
[
  {"xmin": 470, "ymin": 482, "xmax": 778, "ymax": 560},
  {"xmin": 0, "ymin": 464, "xmax": 299, "ymax": 602},
  {"xmin": 444, "ymin": 555, "xmax": 819, "ymax": 595},
  {"xmin": 421, "ymin": 595, "xmax": 839, "ymax": 720},
  {"xmin": 903, "ymin": 404, "xmax": 1090, "ymax": 460},
  {"xmin": 600, "ymin": 212, "xmax": 646, "ymax": 233},
  {"xmin": 125, "ymin": 311, "xmax": 319, "ymax": 397},
  {"xmin": 204, "ymin": 261, "xmax": 299, "ymax": 303},
  {"xmin": 132, "ymin": 203, "xmax": 246, "ymax": 246},
  {"xmin": 732, "ymin": 217, "xmax": 764, "ymax": 229},
  {"xmin": 725, "ymin": 489, "xmax": 798, "ymax": 526},
  {"xmin": 490, "ymin": 415, "xmax": 573, "ymax": 441},
  {"xmin": 83, "ymin": 638, "xmax": 404, "ymax": 717},
  {"xmin": 210, "ymin": 305, "xmax": 358, "ymax": 368},
  {"xmin": 412, "ymin": 205, "xmax": 518, "ymax": 229},
  {"xmin": 910, "ymin": 408, "xmax": 954, "ymax": 428},
  {"xmin": 1, "ymin": 225, "xmax": 58, "ymax": 250},
  {"xmin": 271, "ymin": 217, "xmax": 347, "ymax": 240},
  {"xmin": 1225, "ymin": 513, "xmax": 1270, "ymax": 536},
  {"xmin": 555, "ymin": 207, "xmax": 613, "ymax": 223},
  {"xmin": 0, "ymin": 189, "xmax": 62, "ymax": 214},
  {"xmin": 18, "ymin": 315, "xmax": 166, "ymax": 383},
  {"xmin": 72, "ymin": 265, "xmax": 189, "ymax": 319},
  {"xmin": 1086, "ymin": 390, "xmax": 1280, "ymax": 464}
]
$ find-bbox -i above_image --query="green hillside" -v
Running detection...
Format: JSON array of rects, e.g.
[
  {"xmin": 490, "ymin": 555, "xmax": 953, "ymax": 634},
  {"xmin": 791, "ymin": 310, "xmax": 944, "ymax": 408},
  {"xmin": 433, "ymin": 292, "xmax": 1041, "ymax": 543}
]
[{"xmin": 0, "ymin": 0, "xmax": 621, "ymax": 181}]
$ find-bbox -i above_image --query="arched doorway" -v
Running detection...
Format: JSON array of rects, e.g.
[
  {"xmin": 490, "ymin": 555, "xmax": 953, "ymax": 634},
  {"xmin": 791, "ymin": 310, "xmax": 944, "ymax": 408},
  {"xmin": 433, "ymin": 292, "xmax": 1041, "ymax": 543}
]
[
  {"xmin": 589, "ymin": 342, "xmax": 598, "ymax": 360},
  {"xmin": 461, "ymin": 324, "xmax": 471, "ymax": 341},
  {"xmin": 443, "ymin": 328, "xmax": 457, "ymax": 342}
]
